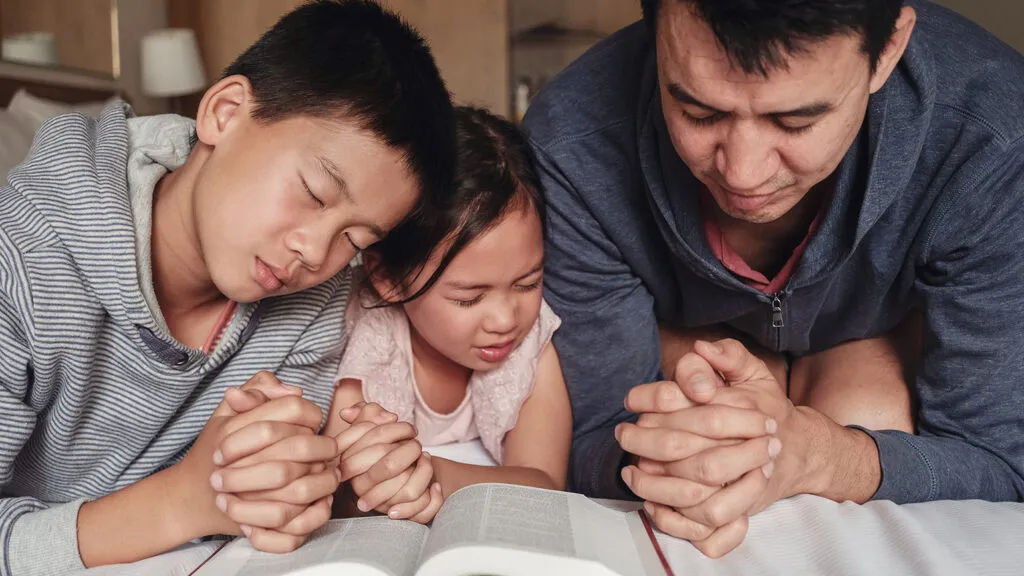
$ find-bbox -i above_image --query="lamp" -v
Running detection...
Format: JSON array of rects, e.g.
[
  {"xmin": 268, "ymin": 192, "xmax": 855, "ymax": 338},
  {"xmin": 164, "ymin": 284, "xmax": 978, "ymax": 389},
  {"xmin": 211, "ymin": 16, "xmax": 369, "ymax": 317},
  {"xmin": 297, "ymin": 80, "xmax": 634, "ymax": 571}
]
[{"xmin": 140, "ymin": 28, "xmax": 206, "ymax": 115}]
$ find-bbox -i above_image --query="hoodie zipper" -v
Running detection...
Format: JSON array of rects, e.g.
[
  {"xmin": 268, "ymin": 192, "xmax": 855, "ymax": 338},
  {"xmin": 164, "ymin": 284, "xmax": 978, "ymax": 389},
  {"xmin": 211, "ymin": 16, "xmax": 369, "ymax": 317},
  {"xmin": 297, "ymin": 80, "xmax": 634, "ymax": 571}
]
[{"xmin": 769, "ymin": 293, "xmax": 785, "ymax": 350}]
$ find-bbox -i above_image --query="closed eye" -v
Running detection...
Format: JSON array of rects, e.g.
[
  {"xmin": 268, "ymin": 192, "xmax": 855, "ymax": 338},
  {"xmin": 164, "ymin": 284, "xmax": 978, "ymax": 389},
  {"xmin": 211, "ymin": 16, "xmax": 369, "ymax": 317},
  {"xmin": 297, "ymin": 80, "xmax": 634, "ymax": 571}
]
[
  {"xmin": 684, "ymin": 111, "xmax": 726, "ymax": 127},
  {"xmin": 450, "ymin": 294, "xmax": 484, "ymax": 307},
  {"xmin": 344, "ymin": 233, "xmax": 363, "ymax": 251},
  {"xmin": 303, "ymin": 179, "xmax": 325, "ymax": 209},
  {"xmin": 515, "ymin": 279, "xmax": 542, "ymax": 292}
]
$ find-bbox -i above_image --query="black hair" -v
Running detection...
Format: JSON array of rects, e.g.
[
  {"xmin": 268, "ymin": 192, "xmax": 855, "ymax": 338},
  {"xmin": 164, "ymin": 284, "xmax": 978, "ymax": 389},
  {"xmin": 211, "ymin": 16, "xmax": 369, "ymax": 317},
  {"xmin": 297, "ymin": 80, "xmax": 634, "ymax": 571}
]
[
  {"xmin": 222, "ymin": 0, "xmax": 455, "ymax": 216},
  {"xmin": 640, "ymin": 0, "xmax": 904, "ymax": 76},
  {"xmin": 364, "ymin": 105, "xmax": 544, "ymax": 305}
]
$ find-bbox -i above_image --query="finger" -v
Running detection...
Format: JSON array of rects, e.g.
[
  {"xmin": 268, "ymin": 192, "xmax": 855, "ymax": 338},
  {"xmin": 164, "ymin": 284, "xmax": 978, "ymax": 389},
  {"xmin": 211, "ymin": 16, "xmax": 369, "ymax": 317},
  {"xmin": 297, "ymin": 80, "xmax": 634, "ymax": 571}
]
[
  {"xmin": 387, "ymin": 488, "xmax": 431, "ymax": 520},
  {"xmin": 628, "ymin": 404, "xmax": 775, "ymax": 441},
  {"xmin": 692, "ymin": 516, "xmax": 750, "ymax": 558},
  {"xmin": 222, "ymin": 387, "xmax": 271, "ymax": 415},
  {"xmin": 643, "ymin": 501, "xmax": 714, "ymax": 541},
  {"xmin": 408, "ymin": 483, "xmax": 444, "ymax": 524},
  {"xmin": 215, "ymin": 492, "xmax": 306, "ymax": 529},
  {"xmin": 275, "ymin": 495, "xmax": 334, "ymax": 537},
  {"xmin": 694, "ymin": 339, "xmax": 775, "ymax": 389},
  {"xmin": 616, "ymin": 424, "xmax": 721, "ymax": 462},
  {"xmin": 245, "ymin": 527, "xmax": 307, "ymax": 554},
  {"xmin": 224, "ymin": 395, "xmax": 324, "ymax": 436},
  {"xmin": 334, "ymin": 421, "xmax": 379, "ymax": 454},
  {"xmin": 342, "ymin": 421, "xmax": 417, "ymax": 459},
  {"xmin": 383, "ymin": 453, "xmax": 434, "ymax": 506},
  {"xmin": 679, "ymin": 468, "xmax": 768, "ymax": 528},
  {"xmin": 364, "ymin": 439, "xmax": 423, "ymax": 485},
  {"xmin": 236, "ymin": 467, "xmax": 342, "ymax": 505},
  {"xmin": 244, "ymin": 496, "xmax": 334, "ymax": 552},
  {"xmin": 621, "ymin": 465, "xmax": 719, "ymax": 509},
  {"xmin": 216, "ymin": 421, "xmax": 315, "ymax": 466},
  {"xmin": 227, "ymin": 433, "xmax": 340, "ymax": 469},
  {"xmin": 341, "ymin": 438, "xmax": 421, "ymax": 484},
  {"xmin": 357, "ymin": 469, "xmax": 413, "ymax": 512},
  {"xmin": 636, "ymin": 458, "xmax": 667, "ymax": 475},
  {"xmin": 339, "ymin": 402, "xmax": 397, "ymax": 426},
  {"xmin": 212, "ymin": 460, "xmax": 316, "ymax": 493},
  {"xmin": 239, "ymin": 370, "xmax": 304, "ymax": 398},
  {"xmin": 625, "ymin": 381, "xmax": 694, "ymax": 414},
  {"xmin": 673, "ymin": 351, "xmax": 727, "ymax": 404},
  {"xmin": 665, "ymin": 436, "xmax": 781, "ymax": 486}
]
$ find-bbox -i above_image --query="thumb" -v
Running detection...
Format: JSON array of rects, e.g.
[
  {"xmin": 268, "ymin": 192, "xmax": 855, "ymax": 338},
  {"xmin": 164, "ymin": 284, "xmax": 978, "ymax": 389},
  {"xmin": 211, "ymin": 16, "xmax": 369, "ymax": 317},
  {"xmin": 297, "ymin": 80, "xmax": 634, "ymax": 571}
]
[
  {"xmin": 693, "ymin": 339, "xmax": 776, "ymax": 388},
  {"xmin": 239, "ymin": 370, "xmax": 303, "ymax": 400}
]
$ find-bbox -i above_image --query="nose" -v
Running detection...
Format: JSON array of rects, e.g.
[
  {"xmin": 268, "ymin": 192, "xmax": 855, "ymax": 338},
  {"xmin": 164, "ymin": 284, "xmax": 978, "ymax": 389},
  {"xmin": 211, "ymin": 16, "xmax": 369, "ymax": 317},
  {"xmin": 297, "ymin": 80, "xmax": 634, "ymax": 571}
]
[
  {"xmin": 285, "ymin": 225, "xmax": 339, "ymax": 272},
  {"xmin": 715, "ymin": 122, "xmax": 779, "ymax": 192},
  {"xmin": 483, "ymin": 295, "xmax": 517, "ymax": 335}
]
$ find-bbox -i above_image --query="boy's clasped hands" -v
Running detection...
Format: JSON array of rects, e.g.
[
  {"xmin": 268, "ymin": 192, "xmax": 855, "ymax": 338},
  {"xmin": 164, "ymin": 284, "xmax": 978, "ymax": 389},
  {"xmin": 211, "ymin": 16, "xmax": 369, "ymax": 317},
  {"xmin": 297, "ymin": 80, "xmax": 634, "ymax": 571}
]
[{"xmin": 175, "ymin": 371, "xmax": 440, "ymax": 554}]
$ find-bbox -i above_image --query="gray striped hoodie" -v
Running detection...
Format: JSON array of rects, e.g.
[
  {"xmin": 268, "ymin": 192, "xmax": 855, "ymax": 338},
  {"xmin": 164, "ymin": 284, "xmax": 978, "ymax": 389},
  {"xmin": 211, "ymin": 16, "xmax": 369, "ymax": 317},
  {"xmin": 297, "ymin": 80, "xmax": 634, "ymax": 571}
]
[{"xmin": 0, "ymin": 104, "xmax": 349, "ymax": 575}]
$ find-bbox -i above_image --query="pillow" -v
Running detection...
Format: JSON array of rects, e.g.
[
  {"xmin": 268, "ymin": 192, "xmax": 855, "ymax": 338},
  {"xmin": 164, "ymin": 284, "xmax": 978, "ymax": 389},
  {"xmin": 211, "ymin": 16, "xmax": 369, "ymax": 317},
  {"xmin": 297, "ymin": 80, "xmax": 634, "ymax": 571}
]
[
  {"xmin": 0, "ymin": 109, "xmax": 36, "ymax": 185},
  {"xmin": 6, "ymin": 89, "xmax": 116, "ymax": 133}
]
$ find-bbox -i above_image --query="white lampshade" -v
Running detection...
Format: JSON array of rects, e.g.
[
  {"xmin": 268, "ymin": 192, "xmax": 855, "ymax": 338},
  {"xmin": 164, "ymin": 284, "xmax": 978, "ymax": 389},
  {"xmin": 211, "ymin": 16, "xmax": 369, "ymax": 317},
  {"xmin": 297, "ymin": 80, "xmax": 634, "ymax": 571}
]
[{"xmin": 140, "ymin": 28, "xmax": 206, "ymax": 97}]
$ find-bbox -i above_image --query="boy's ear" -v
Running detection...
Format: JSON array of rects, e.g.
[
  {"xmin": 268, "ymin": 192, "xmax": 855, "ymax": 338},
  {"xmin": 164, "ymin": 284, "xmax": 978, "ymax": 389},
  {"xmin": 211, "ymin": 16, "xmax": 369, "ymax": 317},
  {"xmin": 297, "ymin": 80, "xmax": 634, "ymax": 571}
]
[
  {"xmin": 363, "ymin": 252, "xmax": 405, "ymax": 303},
  {"xmin": 194, "ymin": 74, "xmax": 253, "ymax": 147}
]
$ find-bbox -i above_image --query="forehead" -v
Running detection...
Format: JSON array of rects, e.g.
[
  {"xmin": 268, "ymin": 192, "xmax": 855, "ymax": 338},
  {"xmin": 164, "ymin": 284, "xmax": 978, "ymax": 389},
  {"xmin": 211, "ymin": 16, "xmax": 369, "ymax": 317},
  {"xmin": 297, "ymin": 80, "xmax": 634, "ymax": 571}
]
[
  {"xmin": 438, "ymin": 208, "xmax": 542, "ymax": 280},
  {"xmin": 656, "ymin": 3, "xmax": 868, "ymax": 109}
]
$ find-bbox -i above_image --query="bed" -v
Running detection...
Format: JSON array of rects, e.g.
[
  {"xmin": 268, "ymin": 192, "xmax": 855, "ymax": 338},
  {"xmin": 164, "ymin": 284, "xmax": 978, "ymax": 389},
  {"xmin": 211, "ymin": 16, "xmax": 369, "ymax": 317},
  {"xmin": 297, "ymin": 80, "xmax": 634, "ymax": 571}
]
[{"xmin": 0, "ymin": 65, "xmax": 121, "ymax": 184}]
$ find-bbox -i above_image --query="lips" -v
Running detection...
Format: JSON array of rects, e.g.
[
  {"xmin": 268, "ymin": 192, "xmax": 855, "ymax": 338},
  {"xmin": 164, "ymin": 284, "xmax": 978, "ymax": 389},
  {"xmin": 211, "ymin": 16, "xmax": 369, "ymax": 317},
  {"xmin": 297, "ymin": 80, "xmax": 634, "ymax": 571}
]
[
  {"xmin": 254, "ymin": 257, "xmax": 284, "ymax": 292},
  {"xmin": 476, "ymin": 339, "xmax": 515, "ymax": 363}
]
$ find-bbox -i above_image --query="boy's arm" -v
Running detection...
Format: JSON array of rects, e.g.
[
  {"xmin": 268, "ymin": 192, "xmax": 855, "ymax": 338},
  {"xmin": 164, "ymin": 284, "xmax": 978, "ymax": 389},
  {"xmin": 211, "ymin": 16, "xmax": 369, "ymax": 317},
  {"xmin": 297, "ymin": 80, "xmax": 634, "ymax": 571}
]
[{"xmin": 431, "ymin": 342, "xmax": 572, "ymax": 496}]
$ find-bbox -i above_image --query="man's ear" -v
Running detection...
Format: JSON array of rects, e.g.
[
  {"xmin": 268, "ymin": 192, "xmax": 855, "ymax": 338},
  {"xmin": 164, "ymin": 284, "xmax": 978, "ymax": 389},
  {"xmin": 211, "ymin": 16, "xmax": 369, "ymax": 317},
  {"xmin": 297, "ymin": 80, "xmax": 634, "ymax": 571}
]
[
  {"xmin": 194, "ymin": 74, "xmax": 253, "ymax": 147},
  {"xmin": 363, "ymin": 252, "xmax": 405, "ymax": 303},
  {"xmin": 869, "ymin": 6, "xmax": 917, "ymax": 94}
]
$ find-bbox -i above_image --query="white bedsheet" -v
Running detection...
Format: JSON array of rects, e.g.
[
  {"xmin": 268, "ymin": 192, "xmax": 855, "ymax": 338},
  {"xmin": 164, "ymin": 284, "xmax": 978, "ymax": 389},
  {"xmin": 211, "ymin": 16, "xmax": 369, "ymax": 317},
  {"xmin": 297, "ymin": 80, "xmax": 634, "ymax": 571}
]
[{"xmin": 79, "ymin": 440, "xmax": 1024, "ymax": 575}]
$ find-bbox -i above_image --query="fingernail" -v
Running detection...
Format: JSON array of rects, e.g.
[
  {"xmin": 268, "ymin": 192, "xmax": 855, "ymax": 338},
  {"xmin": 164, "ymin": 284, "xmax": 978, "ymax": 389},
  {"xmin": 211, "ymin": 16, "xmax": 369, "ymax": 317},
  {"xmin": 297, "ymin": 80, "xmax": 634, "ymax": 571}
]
[
  {"xmin": 335, "ymin": 468, "xmax": 342, "ymax": 482},
  {"xmin": 209, "ymin": 472, "xmax": 223, "ymax": 490},
  {"xmin": 240, "ymin": 524, "xmax": 252, "ymax": 538},
  {"xmin": 643, "ymin": 501, "xmax": 655, "ymax": 516},
  {"xmin": 768, "ymin": 438, "xmax": 782, "ymax": 458},
  {"xmin": 340, "ymin": 407, "xmax": 359, "ymax": 418},
  {"xmin": 388, "ymin": 508, "xmax": 402, "ymax": 519},
  {"xmin": 215, "ymin": 494, "xmax": 227, "ymax": 512},
  {"xmin": 356, "ymin": 499, "xmax": 368, "ymax": 512},
  {"xmin": 328, "ymin": 495, "xmax": 334, "ymax": 507},
  {"xmin": 762, "ymin": 461, "xmax": 775, "ymax": 479},
  {"xmin": 621, "ymin": 466, "xmax": 634, "ymax": 486},
  {"xmin": 766, "ymin": 418, "xmax": 778, "ymax": 435},
  {"xmin": 212, "ymin": 450, "xmax": 223, "ymax": 466},
  {"xmin": 433, "ymin": 482, "xmax": 442, "ymax": 492},
  {"xmin": 614, "ymin": 424, "xmax": 623, "ymax": 442},
  {"xmin": 691, "ymin": 374, "xmax": 714, "ymax": 395}
]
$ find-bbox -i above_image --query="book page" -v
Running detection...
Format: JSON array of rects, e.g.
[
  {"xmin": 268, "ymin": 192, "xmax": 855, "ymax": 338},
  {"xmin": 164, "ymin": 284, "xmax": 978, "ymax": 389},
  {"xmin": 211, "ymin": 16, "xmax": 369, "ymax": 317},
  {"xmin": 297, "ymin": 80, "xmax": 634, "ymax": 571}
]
[
  {"xmin": 418, "ymin": 484, "xmax": 666, "ymax": 576},
  {"xmin": 419, "ymin": 483, "xmax": 576, "ymax": 563},
  {"xmin": 196, "ymin": 517, "xmax": 428, "ymax": 576}
]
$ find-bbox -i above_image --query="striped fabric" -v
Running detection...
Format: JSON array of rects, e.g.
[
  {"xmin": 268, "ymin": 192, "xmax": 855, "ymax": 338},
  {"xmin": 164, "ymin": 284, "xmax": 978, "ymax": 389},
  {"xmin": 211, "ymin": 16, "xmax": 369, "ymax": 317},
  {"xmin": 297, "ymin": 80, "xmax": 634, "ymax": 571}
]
[{"xmin": 0, "ymin": 104, "xmax": 349, "ymax": 575}]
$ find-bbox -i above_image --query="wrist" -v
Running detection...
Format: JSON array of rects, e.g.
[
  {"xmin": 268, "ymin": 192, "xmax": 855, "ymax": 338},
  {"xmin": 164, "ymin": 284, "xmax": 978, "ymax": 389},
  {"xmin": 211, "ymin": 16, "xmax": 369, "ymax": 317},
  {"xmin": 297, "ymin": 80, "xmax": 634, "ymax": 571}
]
[
  {"xmin": 789, "ymin": 406, "xmax": 838, "ymax": 497},
  {"xmin": 795, "ymin": 408, "xmax": 881, "ymax": 503},
  {"xmin": 162, "ymin": 461, "xmax": 221, "ymax": 541}
]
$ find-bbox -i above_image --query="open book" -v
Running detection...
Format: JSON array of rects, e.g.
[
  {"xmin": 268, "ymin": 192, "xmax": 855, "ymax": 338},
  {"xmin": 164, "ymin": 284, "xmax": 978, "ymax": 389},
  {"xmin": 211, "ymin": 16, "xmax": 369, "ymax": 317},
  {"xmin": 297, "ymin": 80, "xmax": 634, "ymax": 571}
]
[{"xmin": 192, "ymin": 483, "xmax": 673, "ymax": 576}]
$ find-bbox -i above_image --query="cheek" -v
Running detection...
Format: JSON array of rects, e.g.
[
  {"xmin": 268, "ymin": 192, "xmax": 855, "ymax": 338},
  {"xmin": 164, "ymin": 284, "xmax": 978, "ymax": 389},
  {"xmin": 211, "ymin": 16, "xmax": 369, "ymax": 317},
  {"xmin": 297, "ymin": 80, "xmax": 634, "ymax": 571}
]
[
  {"xmin": 666, "ymin": 118, "xmax": 716, "ymax": 168},
  {"xmin": 405, "ymin": 299, "xmax": 477, "ymax": 348}
]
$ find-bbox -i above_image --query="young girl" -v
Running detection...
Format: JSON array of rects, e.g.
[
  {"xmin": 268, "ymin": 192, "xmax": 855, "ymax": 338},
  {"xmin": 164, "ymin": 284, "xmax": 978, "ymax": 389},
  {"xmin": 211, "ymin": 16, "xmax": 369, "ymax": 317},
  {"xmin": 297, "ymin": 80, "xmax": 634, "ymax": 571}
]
[{"xmin": 326, "ymin": 106, "xmax": 571, "ymax": 523}]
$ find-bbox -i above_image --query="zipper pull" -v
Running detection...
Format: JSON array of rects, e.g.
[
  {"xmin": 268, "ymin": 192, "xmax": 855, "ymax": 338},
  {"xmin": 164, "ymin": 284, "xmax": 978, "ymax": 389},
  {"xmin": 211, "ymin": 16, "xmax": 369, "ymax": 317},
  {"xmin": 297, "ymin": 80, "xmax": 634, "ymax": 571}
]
[{"xmin": 770, "ymin": 295, "xmax": 784, "ymax": 328}]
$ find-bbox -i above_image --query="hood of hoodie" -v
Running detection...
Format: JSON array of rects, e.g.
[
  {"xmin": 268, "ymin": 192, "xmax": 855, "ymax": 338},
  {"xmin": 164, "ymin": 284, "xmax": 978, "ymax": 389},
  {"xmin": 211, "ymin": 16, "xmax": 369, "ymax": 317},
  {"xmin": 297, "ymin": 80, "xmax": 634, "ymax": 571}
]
[{"xmin": 6, "ymin": 101, "xmax": 198, "ymax": 336}]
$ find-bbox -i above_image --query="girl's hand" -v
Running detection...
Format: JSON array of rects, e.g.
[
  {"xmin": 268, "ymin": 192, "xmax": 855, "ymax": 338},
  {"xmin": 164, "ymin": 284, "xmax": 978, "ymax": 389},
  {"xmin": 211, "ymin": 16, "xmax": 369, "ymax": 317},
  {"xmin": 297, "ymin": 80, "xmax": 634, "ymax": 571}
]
[{"xmin": 335, "ymin": 403, "xmax": 442, "ymax": 522}]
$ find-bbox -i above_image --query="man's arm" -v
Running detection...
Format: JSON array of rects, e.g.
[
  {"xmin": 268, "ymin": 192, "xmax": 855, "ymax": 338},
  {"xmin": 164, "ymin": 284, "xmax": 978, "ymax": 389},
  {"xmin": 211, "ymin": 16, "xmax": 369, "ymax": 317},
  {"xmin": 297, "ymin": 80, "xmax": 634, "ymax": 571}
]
[
  {"xmin": 528, "ymin": 137, "xmax": 660, "ymax": 499},
  {"xmin": 866, "ymin": 152, "xmax": 1024, "ymax": 503}
]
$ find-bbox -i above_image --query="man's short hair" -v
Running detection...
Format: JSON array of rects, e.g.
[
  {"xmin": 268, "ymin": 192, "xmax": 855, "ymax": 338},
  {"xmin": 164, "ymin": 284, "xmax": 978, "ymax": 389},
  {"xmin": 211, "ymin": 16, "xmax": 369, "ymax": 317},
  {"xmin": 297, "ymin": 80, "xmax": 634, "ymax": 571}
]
[{"xmin": 641, "ymin": 0, "xmax": 904, "ymax": 76}]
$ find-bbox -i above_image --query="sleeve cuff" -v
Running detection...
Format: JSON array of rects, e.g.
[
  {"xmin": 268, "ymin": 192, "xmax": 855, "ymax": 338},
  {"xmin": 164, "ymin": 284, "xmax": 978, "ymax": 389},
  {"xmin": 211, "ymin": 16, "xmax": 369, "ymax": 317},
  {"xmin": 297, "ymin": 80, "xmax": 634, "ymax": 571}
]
[
  {"xmin": 7, "ymin": 499, "xmax": 87, "ymax": 576},
  {"xmin": 851, "ymin": 426, "xmax": 938, "ymax": 504}
]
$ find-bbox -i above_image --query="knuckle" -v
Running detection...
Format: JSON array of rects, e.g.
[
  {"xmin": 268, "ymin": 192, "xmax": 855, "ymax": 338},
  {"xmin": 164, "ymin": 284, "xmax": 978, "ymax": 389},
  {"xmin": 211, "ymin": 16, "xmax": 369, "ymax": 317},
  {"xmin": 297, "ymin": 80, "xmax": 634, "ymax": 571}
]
[
  {"xmin": 697, "ymin": 457, "xmax": 721, "ymax": 484},
  {"xmin": 703, "ymin": 503, "xmax": 727, "ymax": 528},
  {"xmin": 663, "ymin": 432, "xmax": 684, "ymax": 459},
  {"xmin": 656, "ymin": 382, "xmax": 679, "ymax": 411}
]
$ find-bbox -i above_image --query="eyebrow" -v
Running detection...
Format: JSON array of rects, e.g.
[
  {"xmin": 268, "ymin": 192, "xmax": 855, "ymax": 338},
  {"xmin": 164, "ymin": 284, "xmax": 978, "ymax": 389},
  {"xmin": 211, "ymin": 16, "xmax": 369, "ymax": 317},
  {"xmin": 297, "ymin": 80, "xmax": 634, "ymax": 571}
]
[
  {"xmin": 316, "ymin": 155, "xmax": 385, "ymax": 240},
  {"xmin": 444, "ymin": 264, "xmax": 543, "ymax": 291},
  {"xmin": 667, "ymin": 82, "xmax": 833, "ymax": 119}
]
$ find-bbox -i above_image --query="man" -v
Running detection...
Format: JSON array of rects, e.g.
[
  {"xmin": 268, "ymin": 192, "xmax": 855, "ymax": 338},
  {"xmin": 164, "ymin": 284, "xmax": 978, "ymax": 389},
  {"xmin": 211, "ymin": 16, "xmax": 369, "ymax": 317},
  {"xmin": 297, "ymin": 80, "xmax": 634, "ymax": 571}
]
[{"xmin": 524, "ymin": 0, "xmax": 1024, "ymax": 557}]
